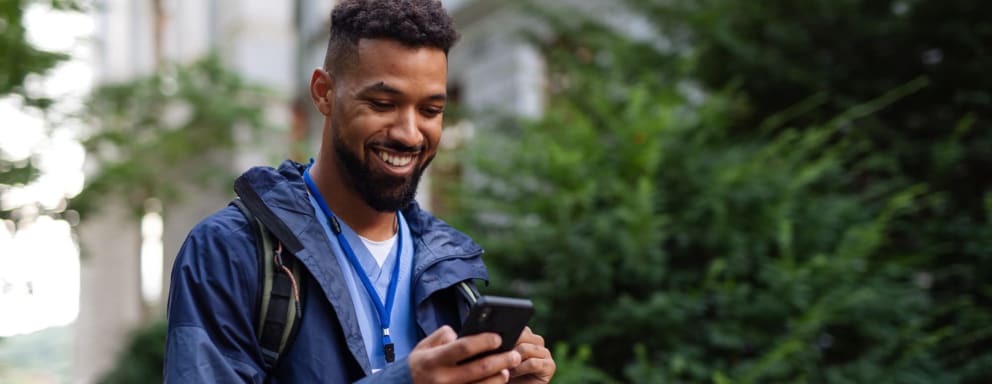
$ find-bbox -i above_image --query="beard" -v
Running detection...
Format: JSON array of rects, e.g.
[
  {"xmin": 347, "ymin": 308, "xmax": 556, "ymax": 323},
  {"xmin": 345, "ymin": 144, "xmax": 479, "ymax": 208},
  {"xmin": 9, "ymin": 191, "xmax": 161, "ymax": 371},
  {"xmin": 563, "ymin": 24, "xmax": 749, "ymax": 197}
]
[{"xmin": 332, "ymin": 129, "xmax": 433, "ymax": 212}]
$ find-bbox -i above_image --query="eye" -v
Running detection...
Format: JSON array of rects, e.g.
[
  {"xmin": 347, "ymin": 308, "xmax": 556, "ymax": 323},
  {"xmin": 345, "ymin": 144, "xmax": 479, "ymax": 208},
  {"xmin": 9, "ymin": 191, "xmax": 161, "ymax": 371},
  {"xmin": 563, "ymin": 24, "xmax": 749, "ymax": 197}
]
[
  {"xmin": 421, "ymin": 106, "xmax": 444, "ymax": 117},
  {"xmin": 369, "ymin": 100, "xmax": 395, "ymax": 111}
]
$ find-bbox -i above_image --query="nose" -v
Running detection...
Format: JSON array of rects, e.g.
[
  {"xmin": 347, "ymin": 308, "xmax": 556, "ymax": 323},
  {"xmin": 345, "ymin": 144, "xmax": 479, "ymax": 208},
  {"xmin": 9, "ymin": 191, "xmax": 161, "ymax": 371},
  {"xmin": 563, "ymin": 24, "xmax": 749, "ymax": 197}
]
[{"xmin": 388, "ymin": 106, "xmax": 424, "ymax": 149}]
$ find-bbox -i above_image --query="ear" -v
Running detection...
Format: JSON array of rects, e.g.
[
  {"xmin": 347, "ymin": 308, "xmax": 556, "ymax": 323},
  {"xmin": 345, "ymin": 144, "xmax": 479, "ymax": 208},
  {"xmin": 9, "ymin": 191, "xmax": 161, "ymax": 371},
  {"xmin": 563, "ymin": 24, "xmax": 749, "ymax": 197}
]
[{"xmin": 310, "ymin": 68, "xmax": 334, "ymax": 116}]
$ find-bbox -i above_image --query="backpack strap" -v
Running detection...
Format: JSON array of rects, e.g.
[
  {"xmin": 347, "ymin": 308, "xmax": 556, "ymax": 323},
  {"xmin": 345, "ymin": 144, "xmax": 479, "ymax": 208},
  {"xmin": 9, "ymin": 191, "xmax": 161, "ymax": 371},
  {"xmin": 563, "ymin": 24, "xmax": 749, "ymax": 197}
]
[
  {"xmin": 455, "ymin": 280, "xmax": 484, "ymax": 332},
  {"xmin": 232, "ymin": 198, "xmax": 305, "ymax": 373},
  {"xmin": 457, "ymin": 280, "xmax": 481, "ymax": 305}
]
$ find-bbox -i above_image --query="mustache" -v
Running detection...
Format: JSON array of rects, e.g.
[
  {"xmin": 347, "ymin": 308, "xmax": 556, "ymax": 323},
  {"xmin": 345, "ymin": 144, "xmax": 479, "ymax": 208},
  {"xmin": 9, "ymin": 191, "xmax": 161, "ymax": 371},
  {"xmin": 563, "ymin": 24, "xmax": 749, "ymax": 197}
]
[{"xmin": 371, "ymin": 140, "xmax": 425, "ymax": 154}]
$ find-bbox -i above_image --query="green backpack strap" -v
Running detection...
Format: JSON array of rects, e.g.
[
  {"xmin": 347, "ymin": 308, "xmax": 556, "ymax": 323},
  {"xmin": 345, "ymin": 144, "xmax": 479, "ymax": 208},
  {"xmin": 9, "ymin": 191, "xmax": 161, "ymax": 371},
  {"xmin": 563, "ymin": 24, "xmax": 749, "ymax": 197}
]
[
  {"xmin": 455, "ymin": 280, "xmax": 484, "ymax": 332},
  {"xmin": 232, "ymin": 198, "xmax": 305, "ymax": 373},
  {"xmin": 458, "ymin": 280, "xmax": 481, "ymax": 305}
]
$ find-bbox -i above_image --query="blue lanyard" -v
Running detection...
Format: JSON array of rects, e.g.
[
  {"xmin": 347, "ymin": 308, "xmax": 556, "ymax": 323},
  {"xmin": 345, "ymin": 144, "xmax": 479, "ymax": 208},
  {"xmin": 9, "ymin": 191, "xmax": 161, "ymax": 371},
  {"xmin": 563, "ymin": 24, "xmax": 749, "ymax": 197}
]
[{"xmin": 303, "ymin": 165, "xmax": 402, "ymax": 363}]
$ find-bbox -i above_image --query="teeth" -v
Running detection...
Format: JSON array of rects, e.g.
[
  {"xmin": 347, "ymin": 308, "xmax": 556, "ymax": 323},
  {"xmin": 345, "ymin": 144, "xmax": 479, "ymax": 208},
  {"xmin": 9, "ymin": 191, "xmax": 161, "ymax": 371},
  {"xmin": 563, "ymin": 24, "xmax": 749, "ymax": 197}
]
[{"xmin": 378, "ymin": 151, "xmax": 414, "ymax": 167}]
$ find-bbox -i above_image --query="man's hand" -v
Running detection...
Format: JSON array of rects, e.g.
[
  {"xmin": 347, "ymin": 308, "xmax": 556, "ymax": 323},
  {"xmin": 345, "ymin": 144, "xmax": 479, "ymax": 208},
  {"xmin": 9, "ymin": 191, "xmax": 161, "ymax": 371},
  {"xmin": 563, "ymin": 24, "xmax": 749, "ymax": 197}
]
[
  {"xmin": 409, "ymin": 326, "xmax": 522, "ymax": 384},
  {"xmin": 508, "ymin": 327, "xmax": 555, "ymax": 383}
]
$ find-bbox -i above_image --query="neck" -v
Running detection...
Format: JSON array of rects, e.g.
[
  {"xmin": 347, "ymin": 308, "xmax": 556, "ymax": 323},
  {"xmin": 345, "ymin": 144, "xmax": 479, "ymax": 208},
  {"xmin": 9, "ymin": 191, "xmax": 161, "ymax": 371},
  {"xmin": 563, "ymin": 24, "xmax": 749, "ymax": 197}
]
[{"xmin": 310, "ymin": 151, "xmax": 397, "ymax": 241}]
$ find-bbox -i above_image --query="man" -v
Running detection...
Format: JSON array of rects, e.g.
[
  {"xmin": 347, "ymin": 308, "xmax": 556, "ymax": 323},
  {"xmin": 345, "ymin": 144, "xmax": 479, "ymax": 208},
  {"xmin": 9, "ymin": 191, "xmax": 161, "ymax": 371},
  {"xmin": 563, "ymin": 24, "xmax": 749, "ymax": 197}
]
[{"xmin": 164, "ymin": 0, "xmax": 556, "ymax": 382}]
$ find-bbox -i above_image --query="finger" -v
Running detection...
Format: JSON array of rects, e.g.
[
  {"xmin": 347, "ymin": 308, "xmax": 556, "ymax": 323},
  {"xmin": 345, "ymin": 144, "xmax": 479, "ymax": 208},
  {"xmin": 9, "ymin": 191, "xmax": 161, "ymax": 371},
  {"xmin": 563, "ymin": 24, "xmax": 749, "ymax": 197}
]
[
  {"xmin": 452, "ymin": 350, "xmax": 521, "ymax": 383},
  {"xmin": 515, "ymin": 327, "xmax": 544, "ymax": 347},
  {"xmin": 434, "ymin": 332, "xmax": 502, "ymax": 365},
  {"xmin": 418, "ymin": 325, "xmax": 457, "ymax": 349},
  {"xmin": 508, "ymin": 357, "xmax": 556, "ymax": 380},
  {"xmin": 521, "ymin": 326, "xmax": 533, "ymax": 337},
  {"xmin": 471, "ymin": 370, "xmax": 511, "ymax": 384},
  {"xmin": 512, "ymin": 326, "xmax": 532, "ymax": 346},
  {"xmin": 513, "ymin": 342, "xmax": 551, "ymax": 361}
]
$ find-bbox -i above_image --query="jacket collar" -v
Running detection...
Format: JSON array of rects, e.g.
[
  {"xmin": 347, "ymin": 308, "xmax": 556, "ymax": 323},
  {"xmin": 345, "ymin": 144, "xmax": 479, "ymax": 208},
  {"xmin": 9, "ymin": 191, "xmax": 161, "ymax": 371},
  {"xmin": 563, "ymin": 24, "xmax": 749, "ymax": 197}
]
[
  {"xmin": 238, "ymin": 160, "xmax": 485, "ymax": 267},
  {"xmin": 234, "ymin": 160, "xmax": 487, "ymax": 373}
]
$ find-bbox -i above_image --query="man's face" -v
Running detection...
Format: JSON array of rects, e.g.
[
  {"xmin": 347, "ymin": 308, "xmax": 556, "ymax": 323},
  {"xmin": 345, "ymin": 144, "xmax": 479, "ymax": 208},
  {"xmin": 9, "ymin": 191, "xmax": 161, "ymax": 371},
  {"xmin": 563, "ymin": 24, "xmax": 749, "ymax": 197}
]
[{"xmin": 329, "ymin": 39, "xmax": 447, "ymax": 212}]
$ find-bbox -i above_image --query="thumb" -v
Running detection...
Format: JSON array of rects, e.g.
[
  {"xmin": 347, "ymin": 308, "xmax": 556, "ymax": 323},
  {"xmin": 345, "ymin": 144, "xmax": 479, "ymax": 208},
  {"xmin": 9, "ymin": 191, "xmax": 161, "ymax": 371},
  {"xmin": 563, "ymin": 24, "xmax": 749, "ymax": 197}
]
[{"xmin": 419, "ymin": 325, "xmax": 457, "ymax": 349}]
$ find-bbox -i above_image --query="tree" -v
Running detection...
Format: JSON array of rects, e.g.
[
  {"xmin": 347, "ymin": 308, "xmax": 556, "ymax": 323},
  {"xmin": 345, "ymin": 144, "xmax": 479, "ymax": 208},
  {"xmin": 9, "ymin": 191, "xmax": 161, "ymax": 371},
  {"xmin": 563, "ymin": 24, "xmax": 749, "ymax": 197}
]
[
  {"xmin": 73, "ymin": 54, "xmax": 275, "ymax": 382},
  {"xmin": 73, "ymin": 54, "xmax": 272, "ymax": 219},
  {"xmin": 451, "ymin": 0, "xmax": 990, "ymax": 382},
  {"xmin": 0, "ymin": 0, "xmax": 83, "ymax": 221},
  {"xmin": 629, "ymin": 0, "xmax": 992, "ymax": 380}
]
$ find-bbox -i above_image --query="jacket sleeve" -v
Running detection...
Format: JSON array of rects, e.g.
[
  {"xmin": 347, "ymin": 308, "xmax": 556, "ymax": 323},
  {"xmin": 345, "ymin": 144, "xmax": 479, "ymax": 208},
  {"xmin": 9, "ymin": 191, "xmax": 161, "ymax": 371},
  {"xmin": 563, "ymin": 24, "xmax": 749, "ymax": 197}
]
[{"xmin": 164, "ymin": 208, "xmax": 266, "ymax": 383}]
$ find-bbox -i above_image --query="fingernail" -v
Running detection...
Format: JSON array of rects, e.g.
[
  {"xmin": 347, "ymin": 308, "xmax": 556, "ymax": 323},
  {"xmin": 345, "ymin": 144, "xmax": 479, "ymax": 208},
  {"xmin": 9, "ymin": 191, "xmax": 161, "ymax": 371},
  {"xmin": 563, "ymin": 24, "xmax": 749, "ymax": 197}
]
[
  {"xmin": 511, "ymin": 351, "xmax": 521, "ymax": 364},
  {"xmin": 501, "ymin": 369, "xmax": 510, "ymax": 382}
]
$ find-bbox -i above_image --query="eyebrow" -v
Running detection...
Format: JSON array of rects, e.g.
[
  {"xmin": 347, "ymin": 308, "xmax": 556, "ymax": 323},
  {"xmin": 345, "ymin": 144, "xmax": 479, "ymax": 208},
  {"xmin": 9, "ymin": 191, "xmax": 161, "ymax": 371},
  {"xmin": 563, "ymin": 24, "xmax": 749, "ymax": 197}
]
[{"xmin": 357, "ymin": 81, "xmax": 447, "ymax": 102}]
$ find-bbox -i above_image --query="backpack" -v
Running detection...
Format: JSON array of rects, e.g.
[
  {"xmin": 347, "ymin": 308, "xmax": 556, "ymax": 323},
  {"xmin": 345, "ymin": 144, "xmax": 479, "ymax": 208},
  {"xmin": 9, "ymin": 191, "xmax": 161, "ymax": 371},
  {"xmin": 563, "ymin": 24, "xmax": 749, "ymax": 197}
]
[
  {"xmin": 232, "ymin": 198, "xmax": 482, "ymax": 374},
  {"xmin": 232, "ymin": 198, "xmax": 305, "ymax": 372}
]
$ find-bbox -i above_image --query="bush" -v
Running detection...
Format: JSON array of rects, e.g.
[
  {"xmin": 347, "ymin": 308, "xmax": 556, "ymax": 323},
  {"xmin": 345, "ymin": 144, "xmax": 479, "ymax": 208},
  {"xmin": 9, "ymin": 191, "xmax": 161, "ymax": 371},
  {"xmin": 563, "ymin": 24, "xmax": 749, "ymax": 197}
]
[
  {"xmin": 98, "ymin": 320, "xmax": 167, "ymax": 384},
  {"xmin": 450, "ymin": 1, "xmax": 990, "ymax": 381}
]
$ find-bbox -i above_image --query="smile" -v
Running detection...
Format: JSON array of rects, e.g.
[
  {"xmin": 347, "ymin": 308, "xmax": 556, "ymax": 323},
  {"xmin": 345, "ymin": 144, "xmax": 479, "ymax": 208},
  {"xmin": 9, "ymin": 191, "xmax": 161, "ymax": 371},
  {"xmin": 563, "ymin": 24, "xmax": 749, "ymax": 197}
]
[{"xmin": 376, "ymin": 150, "xmax": 416, "ymax": 167}]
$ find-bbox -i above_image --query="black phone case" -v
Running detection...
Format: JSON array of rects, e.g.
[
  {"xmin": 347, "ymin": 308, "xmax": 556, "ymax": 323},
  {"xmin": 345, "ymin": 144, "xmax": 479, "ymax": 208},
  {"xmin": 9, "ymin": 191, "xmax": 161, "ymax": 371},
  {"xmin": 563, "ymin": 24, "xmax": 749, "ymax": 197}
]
[{"xmin": 458, "ymin": 295, "xmax": 534, "ymax": 363}]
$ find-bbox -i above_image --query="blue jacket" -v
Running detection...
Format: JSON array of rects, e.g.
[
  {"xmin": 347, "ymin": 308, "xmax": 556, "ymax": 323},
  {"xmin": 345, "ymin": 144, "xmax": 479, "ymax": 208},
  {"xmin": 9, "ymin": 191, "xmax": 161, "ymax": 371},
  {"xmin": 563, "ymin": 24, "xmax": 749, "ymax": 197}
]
[{"xmin": 165, "ymin": 160, "xmax": 489, "ymax": 383}]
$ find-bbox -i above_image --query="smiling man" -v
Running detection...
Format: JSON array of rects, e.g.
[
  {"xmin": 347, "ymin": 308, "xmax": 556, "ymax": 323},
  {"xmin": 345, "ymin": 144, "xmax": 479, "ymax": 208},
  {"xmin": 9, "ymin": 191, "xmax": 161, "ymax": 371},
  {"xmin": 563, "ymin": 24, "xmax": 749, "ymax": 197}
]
[{"xmin": 164, "ymin": 0, "xmax": 555, "ymax": 383}]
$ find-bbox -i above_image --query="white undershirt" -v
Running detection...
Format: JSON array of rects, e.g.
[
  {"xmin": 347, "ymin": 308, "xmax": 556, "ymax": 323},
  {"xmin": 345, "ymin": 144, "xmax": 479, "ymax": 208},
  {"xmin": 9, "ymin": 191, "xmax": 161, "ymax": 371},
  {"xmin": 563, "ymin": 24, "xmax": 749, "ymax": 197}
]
[{"xmin": 359, "ymin": 234, "xmax": 397, "ymax": 267}]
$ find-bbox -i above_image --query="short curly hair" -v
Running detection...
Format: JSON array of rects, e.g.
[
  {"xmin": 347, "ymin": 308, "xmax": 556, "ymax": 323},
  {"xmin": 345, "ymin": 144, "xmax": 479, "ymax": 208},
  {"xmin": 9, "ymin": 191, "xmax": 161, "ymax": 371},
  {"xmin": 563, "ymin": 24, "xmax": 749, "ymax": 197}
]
[{"xmin": 323, "ymin": 0, "xmax": 459, "ymax": 73}]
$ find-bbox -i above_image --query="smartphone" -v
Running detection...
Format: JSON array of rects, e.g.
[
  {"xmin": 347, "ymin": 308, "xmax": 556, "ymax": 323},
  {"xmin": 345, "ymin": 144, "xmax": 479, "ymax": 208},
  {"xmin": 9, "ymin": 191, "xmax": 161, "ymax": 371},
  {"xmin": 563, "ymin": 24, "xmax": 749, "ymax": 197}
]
[{"xmin": 457, "ymin": 295, "xmax": 533, "ymax": 364}]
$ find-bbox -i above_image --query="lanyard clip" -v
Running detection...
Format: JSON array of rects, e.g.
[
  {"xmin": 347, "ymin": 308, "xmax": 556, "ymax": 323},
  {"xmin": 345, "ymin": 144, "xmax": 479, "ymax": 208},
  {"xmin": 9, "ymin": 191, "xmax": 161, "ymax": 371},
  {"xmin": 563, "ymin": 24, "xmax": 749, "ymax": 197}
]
[{"xmin": 383, "ymin": 328, "xmax": 394, "ymax": 363}]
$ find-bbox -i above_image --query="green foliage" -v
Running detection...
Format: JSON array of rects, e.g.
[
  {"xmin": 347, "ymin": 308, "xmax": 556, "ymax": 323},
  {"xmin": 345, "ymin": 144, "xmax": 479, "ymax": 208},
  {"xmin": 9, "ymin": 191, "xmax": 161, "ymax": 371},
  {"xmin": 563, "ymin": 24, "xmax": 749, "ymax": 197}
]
[
  {"xmin": 0, "ymin": 0, "xmax": 77, "ymax": 97},
  {"xmin": 550, "ymin": 343, "xmax": 616, "ymax": 384},
  {"xmin": 98, "ymin": 320, "xmax": 167, "ymax": 384},
  {"xmin": 628, "ymin": 6, "xmax": 992, "ymax": 364},
  {"xmin": 73, "ymin": 54, "xmax": 273, "ymax": 218},
  {"xmin": 459, "ymin": 81, "xmax": 944, "ymax": 383},
  {"xmin": 452, "ymin": 0, "xmax": 991, "ymax": 382},
  {"xmin": 0, "ymin": 0, "xmax": 82, "ymax": 221},
  {"xmin": 0, "ymin": 158, "xmax": 38, "ymax": 188}
]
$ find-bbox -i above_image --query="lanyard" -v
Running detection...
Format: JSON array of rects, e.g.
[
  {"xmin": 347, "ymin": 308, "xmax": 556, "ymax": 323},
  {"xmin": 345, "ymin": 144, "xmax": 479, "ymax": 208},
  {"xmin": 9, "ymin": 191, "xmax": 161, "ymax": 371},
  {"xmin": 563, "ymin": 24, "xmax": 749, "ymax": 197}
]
[{"xmin": 303, "ymin": 165, "xmax": 402, "ymax": 363}]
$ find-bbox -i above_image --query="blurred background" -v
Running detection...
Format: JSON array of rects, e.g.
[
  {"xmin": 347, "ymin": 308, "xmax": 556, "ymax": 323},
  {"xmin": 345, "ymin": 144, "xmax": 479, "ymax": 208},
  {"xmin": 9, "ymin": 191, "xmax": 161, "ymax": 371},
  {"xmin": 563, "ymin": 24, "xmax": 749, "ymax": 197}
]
[{"xmin": 1, "ymin": 0, "xmax": 989, "ymax": 382}]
